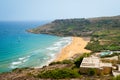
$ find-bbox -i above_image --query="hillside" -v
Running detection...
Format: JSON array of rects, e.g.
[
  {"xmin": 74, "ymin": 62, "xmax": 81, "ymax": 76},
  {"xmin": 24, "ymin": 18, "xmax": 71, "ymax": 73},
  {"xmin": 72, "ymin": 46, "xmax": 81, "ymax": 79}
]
[
  {"xmin": 0, "ymin": 54, "xmax": 114, "ymax": 80},
  {"xmin": 0, "ymin": 15, "xmax": 120, "ymax": 80},
  {"xmin": 28, "ymin": 15, "xmax": 120, "ymax": 37},
  {"xmin": 28, "ymin": 15, "xmax": 120, "ymax": 51}
]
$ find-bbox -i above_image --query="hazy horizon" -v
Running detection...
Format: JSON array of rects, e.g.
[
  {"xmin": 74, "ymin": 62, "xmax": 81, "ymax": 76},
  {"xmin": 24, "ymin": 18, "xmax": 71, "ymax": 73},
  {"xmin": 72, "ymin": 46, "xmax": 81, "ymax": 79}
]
[{"xmin": 0, "ymin": 0, "xmax": 120, "ymax": 21}]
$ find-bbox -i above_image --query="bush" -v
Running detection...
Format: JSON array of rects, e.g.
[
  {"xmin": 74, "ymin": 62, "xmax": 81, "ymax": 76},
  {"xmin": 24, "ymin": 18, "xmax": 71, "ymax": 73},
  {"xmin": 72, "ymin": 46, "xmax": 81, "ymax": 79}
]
[
  {"xmin": 37, "ymin": 68, "xmax": 80, "ymax": 79},
  {"xmin": 61, "ymin": 60, "xmax": 73, "ymax": 64},
  {"xmin": 49, "ymin": 60, "xmax": 73, "ymax": 66},
  {"xmin": 112, "ymin": 75, "xmax": 120, "ymax": 80},
  {"xmin": 88, "ymin": 68, "xmax": 96, "ymax": 76},
  {"xmin": 49, "ymin": 61, "xmax": 62, "ymax": 65},
  {"xmin": 74, "ymin": 53, "xmax": 90, "ymax": 68}
]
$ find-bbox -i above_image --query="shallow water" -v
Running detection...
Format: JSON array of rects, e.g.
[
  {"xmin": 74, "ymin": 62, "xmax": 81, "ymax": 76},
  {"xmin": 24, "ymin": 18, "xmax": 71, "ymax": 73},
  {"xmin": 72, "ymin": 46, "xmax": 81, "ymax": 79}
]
[{"xmin": 0, "ymin": 21, "xmax": 72, "ymax": 73}]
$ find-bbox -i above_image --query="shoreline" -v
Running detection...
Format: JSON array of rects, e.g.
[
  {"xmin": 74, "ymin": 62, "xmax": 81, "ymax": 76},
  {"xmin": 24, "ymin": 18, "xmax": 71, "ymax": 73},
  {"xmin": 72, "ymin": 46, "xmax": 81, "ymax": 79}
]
[
  {"xmin": 54, "ymin": 37, "xmax": 91, "ymax": 61},
  {"xmin": 34, "ymin": 37, "xmax": 72, "ymax": 69}
]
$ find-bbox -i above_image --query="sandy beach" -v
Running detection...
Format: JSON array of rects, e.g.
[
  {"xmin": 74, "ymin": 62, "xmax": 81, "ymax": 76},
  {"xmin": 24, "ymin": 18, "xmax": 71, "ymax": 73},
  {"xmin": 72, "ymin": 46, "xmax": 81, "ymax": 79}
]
[{"xmin": 55, "ymin": 37, "xmax": 91, "ymax": 61}]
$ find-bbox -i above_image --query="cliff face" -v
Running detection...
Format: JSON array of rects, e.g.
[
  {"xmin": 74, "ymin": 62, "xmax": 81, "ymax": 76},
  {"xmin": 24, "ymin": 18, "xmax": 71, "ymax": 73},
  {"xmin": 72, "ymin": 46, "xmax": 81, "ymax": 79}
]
[{"xmin": 27, "ymin": 15, "xmax": 120, "ymax": 37}]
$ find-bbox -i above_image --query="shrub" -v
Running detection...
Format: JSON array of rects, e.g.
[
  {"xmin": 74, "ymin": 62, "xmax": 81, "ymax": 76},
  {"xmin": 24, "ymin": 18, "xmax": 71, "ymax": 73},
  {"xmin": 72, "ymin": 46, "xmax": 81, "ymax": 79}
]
[
  {"xmin": 88, "ymin": 68, "xmax": 96, "ymax": 76},
  {"xmin": 37, "ymin": 68, "xmax": 80, "ymax": 79},
  {"xmin": 61, "ymin": 60, "xmax": 73, "ymax": 64},
  {"xmin": 49, "ymin": 61, "xmax": 61, "ymax": 65},
  {"xmin": 74, "ymin": 56, "xmax": 83, "ymax": 68},
  {"xmin": 49, "ymin": 60, "xmax": 73, "ymax": 66},
  {"xmin": 112, "ymin": 75, "xmax": 120, "ymax": 80},
  {"xmin": 74, "ymin": 53, "xmax": 90, "ymax": 68}
]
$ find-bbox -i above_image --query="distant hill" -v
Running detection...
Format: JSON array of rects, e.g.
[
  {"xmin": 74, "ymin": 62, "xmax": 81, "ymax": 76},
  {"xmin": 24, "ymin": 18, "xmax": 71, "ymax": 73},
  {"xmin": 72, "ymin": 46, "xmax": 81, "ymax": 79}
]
[
  {"xmin": 27, "ymin": 15, "xmax": 120, "ymax": 37},
  {"xmin": 28, "ymin": 15, "xmax": 120, "ymax": 51}
]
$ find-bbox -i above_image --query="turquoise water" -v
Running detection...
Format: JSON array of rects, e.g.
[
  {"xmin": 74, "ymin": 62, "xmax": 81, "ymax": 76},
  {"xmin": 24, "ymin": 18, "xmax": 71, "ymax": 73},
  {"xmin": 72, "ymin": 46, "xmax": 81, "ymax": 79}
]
[{"xmin": 0, "ymin": 21, "xmax": 71, "ymax": 73}]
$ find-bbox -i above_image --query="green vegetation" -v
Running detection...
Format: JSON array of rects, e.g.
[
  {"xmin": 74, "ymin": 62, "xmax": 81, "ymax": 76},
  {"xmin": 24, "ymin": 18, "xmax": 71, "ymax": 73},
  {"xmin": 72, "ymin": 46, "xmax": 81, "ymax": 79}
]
[
  {"xmin": 37, "ymin": 53, "xmax": 91, "ymax": 79},
  {"xmin": 86, "ymin": 30, "xmax": 120, "ymax": 52},
  {"xmin": 61, "ymin": 59, "xmax": 73, "ymax": 64},
  {"xmin": 85, "ymin": 40, "xmax": 104, "ymax": 52},
  {"xmin": 49, "ymin": 61, "xmax": 62, "ymax": 65},
  {"xmin": 28, "ymin": 15, "xmax": 120, "ymax": 52},
  {"xmin": 112, "ymin": 75, "xmax": 120, "ymax": 80},
  {"xmin": 49, "ymin": 59, "xmax": 73, "ymax": 65},
  {"xmin": 37, "ymin": 68, "xmax": 81, "ymax": 79},
  {"xmin": 88, "ymin": 68, "xmax": 96, "ymax": 76},
  {"xmin": 2, "ymin": 16, "xmax": 119, "ymax": 79},
  {"xmin": 0, "ymin": 52, "xmax": 113, "ymax": 79},
  {"xmin": 74, "ymin": 53, "xmax": 90, "ymax": 68}
]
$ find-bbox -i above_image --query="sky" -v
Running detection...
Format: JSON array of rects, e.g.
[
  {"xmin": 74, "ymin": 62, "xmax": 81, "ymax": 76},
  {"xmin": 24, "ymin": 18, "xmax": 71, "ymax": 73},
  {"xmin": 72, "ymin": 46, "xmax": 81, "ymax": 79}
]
[{"xmin": 0, "ymin": 0, "xmax": 120, "ymax": 21}]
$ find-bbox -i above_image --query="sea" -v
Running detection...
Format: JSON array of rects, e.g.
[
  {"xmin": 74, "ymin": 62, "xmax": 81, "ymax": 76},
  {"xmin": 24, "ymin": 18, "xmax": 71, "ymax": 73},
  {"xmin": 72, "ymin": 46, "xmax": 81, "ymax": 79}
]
[{"xmin": 0, "ymin": 21, "xmax": 72, "ymax": 73}]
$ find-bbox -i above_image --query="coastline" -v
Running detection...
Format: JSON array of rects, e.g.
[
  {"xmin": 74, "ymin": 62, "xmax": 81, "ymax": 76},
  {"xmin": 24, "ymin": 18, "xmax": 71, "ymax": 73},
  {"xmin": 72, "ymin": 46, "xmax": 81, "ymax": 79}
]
[{"xmin": 55, "ymin": 37, "xmax": 91, "ymax": 61}]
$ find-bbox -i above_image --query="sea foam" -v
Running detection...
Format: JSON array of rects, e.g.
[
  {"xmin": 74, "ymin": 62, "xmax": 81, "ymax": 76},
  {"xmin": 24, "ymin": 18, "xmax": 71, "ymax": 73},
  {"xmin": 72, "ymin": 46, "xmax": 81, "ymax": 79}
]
[
  {"xmin": 10, "ymin": 55, "xmax": 30, "ymax": 69},
  {"xmin": 10, "ymin": 37, "xmax": 72, "ymax": 69},
  {"xmin": 45, "ymin": 37, "xmax": 72, "ymax": 65},
  {"xmin": 12, "ymin": 61, "xmax": 22, "ymax": 65}
]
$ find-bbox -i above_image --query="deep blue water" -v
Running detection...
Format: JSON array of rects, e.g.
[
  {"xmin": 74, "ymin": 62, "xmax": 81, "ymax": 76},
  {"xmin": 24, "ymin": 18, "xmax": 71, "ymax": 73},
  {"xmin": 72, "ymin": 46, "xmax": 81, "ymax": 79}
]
[{"xmin": 0, "ymin": 21, "xmax": 71, "ymax": 73}]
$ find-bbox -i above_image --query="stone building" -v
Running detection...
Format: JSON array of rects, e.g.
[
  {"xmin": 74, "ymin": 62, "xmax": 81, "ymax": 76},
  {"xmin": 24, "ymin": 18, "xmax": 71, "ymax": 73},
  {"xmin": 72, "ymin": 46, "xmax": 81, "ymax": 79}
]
[{"xmin": 80, "ymin": 56, "xmax": 112, "ymax": 75}]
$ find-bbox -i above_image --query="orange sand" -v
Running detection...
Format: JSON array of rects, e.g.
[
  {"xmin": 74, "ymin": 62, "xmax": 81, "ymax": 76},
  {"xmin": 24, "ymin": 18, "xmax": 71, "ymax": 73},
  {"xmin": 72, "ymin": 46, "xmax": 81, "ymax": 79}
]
[{"xmin": 55, "ymin": 37, "xmax": 91, "ymax": 61}]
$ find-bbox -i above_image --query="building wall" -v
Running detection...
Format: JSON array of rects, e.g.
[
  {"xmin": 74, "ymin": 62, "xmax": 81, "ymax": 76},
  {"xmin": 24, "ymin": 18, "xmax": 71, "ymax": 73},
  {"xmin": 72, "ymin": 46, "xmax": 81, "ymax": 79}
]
[
  {"xmin": 80, "ymin": 67, "xmax": 112, "ymax": 75},
  {"xmin": 102, "ymin": 67, "xmax": 112, "ymax": 75},
  {"xmin": 79, "ymin": 67, "xmax": 102, "ymax": 75}
]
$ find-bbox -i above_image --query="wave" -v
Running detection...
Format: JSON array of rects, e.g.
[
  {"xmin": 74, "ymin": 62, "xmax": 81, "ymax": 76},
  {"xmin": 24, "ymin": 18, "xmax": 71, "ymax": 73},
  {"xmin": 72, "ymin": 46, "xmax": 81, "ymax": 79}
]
[
  {"xmin": 10, "ymin": 55, "xmax": 30, "ymax": 69},
  {"xmin": 18, "ymin": 57, "xmax": 26, "ymax": 61},
  {"xmin": 10, "ymin": 37, "xmax": 72, "ymax": 69},
  {"xmin": 12, "ymin": 61, "xmax": 22, "ymax": 65},
  {"xmin": 10, "ymin": 61, "xmax": 21, "ymax": 69},
  {"xmin": 45, "ymin": 37, "xmax": 72, "ymax": 66},
  {"xmin": 47, "ymin": 37, "xmax": 71, "ymax": 51},
  {"xmin": 46, "ymin": 47, "xmax": 59, "ymax": 51}
]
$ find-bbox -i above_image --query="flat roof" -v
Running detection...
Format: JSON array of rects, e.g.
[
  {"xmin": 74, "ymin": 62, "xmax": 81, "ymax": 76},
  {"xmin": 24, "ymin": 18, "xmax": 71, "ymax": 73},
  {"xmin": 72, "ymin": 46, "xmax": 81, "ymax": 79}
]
[
  {"xmin": 100, "ymin": 63, "xmax": 112, "ymax": 67},
  {"xmin": 80, "ymin": 57, "xmax": 100, "ymax": 68},
  {"xmin": 80, "ymin": 56, "xmax": 112, "ymax": 68}
]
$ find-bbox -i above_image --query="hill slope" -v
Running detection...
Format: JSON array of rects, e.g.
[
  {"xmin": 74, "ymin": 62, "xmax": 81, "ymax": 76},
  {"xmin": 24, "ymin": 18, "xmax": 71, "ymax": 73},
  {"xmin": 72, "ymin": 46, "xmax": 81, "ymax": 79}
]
[
  {"xmin": 28, "ymin": 15, "xmax": 120, "ymax": 51},
  {"xmin": 28, "ymin": 15, "xmax": 120, "ymax": 37},
  {"xmin": 0, "ymin": 16, "xmax": 120, "ymax": 80}
]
